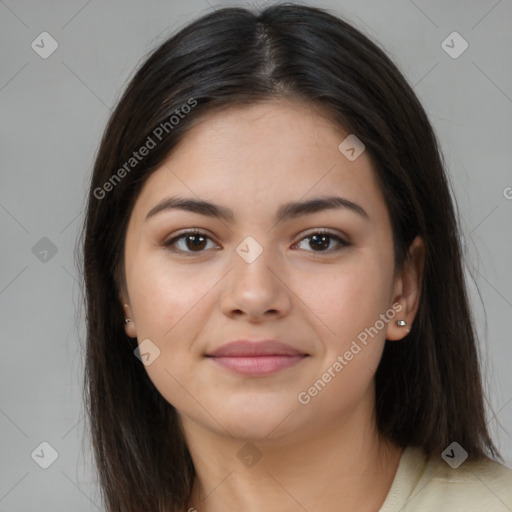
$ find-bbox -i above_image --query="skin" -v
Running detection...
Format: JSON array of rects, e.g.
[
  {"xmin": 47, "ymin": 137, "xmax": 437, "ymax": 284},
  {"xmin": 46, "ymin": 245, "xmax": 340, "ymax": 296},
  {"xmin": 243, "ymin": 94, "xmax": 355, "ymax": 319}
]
[{"xmin": 120, "ymin": 98, "xmax": 424, "ymax": 512}]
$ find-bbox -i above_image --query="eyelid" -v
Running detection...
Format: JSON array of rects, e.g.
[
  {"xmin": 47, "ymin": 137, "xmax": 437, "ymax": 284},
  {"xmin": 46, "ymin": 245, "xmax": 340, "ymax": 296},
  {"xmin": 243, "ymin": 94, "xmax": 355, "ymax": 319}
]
[
  {"xmin": 164, "ymin": 227, "xmax": 214, "ymax": 241},
  {"xmin": 162, "ymin": 228, "xmax": 218, "ymax": 251},
  {"xmin": 296, "ymin": 227, "xmax": 348, "ymax": 242}
]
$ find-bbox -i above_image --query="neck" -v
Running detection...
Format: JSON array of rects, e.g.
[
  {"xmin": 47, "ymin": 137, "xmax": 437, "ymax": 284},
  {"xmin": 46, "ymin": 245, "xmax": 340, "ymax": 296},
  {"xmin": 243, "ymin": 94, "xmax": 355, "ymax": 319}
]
[{"xmin": 182, "ymin": 396, "xmax": 403, "ymax": 512}]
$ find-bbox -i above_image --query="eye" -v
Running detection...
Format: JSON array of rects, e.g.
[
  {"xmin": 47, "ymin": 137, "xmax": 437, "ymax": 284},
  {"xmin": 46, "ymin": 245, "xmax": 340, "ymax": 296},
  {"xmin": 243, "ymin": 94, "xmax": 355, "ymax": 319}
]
[
  {"xmin": 163, "ymin": 229, "xmax": 219, "ymax": 254},
  {"xmin": 162, "ymin": 228, "xmax": 349, "ymax": 255},
  {"xmin": 293, "ymin": 229, "xmax": 349, "ymax": 253}
]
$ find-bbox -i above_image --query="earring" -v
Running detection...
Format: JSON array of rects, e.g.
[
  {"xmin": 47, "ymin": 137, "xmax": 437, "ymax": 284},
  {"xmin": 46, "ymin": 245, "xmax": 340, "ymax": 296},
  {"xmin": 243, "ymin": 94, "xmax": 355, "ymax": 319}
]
[
  {"xmin": 396, "ymin": 319, "xmax": 410, "ymax": 333},
  {"xmin": 123, "ymin": 304, "xmax": 132, "ymax": 324}
]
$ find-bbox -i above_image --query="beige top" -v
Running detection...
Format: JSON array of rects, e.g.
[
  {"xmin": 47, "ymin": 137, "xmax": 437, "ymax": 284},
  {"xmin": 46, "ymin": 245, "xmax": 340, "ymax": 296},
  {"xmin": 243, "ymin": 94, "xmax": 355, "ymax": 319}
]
[{"xmin": 379, "ymin": 445, "xmax": 512, "ymax": 511}]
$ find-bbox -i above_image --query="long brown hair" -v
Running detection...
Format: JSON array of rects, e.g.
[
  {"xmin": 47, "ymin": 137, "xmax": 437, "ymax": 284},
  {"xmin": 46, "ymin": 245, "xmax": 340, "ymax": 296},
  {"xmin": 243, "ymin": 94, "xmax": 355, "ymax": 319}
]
[{"xmin": 79, "ymin": 3, "xmax": 501, "ymax": 511}]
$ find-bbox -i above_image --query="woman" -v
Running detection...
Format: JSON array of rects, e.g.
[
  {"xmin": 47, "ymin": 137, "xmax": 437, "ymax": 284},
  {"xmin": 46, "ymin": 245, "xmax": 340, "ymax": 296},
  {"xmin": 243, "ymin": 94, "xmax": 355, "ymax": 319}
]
[{"xmin": 80, "ymin": 3, "xmax": 512, "ymax": 511}]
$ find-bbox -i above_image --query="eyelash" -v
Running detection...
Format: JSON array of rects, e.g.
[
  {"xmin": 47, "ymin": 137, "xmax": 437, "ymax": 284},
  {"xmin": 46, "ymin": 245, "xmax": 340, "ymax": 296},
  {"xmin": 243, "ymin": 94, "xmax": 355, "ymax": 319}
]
[{"xmin": 162, "ymin": 228, "xmax": 349, "ymax": 255}]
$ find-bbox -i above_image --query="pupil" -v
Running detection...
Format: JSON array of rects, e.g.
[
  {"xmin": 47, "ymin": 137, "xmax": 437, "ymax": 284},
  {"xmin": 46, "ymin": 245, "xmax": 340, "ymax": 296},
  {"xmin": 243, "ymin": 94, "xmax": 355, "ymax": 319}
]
[
  {"xmin": 187, "ymin": 234, "xmax": 207, "ymax": 251},
  {"xmin": 311, "ymin": 234, "xmax": 329, "ymax": 251}
]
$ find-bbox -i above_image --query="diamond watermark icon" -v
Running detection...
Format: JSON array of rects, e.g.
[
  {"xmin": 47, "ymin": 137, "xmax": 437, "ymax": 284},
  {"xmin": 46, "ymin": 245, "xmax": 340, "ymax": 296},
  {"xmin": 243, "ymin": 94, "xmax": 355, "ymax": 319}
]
[
  {"xmin": 441, "ymin": 32, "xmax": 468, "ymax": 59},
  {"xmin": 32, "ymin": 237, "xmax": 58, "ymax": 263},
  {"xmin": 338, "ymin": 134, "xmax": 365, "ymax": 161},
  {"xmin": 237, "ymin": 442, "xmax": 262, "ymax": 468},
  {"xmin": 134, "ymin": 338, "xmax": 161, "ymax": 366},
  {"xmin": 236, "ymin": 236, "xmax": 263, "ymax": 264},
  {"xmin": 31, "ymin": 441, "xmax": 59, "ymax": 469},
  {"xmin": 441, "ymin": 441, "xmax": 468, "ymax": 468},
  {"xmin": 31, "ymin": 32, "xmax": 59, "ymax": 59}
]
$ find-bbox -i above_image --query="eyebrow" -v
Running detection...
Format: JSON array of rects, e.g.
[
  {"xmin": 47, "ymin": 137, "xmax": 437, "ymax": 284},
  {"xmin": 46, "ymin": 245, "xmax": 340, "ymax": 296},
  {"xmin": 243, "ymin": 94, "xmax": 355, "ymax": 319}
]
[{"xmin": 145, "ymin": 195, "xmax": 369, "ymax": 223}]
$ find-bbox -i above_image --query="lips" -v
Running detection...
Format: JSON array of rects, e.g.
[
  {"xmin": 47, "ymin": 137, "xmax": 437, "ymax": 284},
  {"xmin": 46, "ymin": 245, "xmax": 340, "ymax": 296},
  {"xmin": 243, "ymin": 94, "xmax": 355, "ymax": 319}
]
[
  {"xmin": 207, "ymin": 339, "xmax": 307, "ymax": 357},
  {"xmin": 206, "ymin": 340, "xmax": 308, "ymax": 376}
]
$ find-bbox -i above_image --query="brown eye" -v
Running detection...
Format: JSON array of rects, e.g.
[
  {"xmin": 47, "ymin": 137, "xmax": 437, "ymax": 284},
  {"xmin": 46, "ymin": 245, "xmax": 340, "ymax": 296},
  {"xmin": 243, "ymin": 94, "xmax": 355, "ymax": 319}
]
[
  {"xmin": 293, "ymin": 230, "xmax": 348, "ymax": 253},
  {"xmin": 163, "ymin": 230, "xmax": 218, "ymax": 254}
]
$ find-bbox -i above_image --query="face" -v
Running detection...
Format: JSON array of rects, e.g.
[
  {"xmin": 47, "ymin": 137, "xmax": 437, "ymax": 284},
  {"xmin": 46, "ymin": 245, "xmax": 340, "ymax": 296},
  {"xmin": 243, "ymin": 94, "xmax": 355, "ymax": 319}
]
[{"xmin": 121, "ymin": 99, "xmax": 421, "ymax": 441}]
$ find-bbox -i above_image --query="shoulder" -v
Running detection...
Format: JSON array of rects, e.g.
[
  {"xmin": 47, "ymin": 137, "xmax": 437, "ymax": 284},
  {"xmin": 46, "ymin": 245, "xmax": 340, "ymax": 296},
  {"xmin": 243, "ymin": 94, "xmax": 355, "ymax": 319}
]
[
  {"xmin": 424, "ymin": 453, "xmax": 512, "ymax": 511},
  {"xmin": 380, "ymin": 445, "xmax": 512, "ymax": 512}
]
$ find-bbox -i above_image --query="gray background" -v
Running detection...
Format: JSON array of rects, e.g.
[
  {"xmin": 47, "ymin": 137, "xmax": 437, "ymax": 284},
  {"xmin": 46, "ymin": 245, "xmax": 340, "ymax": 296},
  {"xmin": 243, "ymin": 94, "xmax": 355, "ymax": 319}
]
[{"xmin": 1, "ymin": 0, "xmax": 511, "ymax": 510}]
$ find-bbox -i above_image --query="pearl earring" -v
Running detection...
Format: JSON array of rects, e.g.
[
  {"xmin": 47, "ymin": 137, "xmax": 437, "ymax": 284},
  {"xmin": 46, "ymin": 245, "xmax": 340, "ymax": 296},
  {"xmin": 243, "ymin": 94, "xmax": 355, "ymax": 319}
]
[
  {"xmin": 123, "ymin": 304, "xmax": 132, "ymax": 324},
  {"xmin": 396, "ymin": 319, "xmax": 410, "ymax": 333}
]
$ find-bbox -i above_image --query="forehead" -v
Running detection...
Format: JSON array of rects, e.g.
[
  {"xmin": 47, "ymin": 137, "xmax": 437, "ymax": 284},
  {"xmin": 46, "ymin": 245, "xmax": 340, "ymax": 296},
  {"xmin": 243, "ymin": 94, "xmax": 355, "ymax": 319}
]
[
  {"xmin": 173, "ymin": 99, "xmax": 351, "ymax": 162},
  {"xmin": 131, "ymin": 99, "xmax": 386, "ymax": 223}
]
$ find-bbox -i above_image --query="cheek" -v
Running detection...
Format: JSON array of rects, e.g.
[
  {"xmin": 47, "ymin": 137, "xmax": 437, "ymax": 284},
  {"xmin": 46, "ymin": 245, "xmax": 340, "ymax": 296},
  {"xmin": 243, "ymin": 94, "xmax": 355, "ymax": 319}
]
[
  {"xmin": 296, "ymin": 249, "xmax": 394, "ymax": 398},
  {"xmin": 127, "ymin": 249, "xmax": 217, "ymax": 336},
  {"xmin": 125, "ymin": 254, "xmax": 216, "ymax": 411},
  {"xmin": 297, "ymin": 253, "xmax": 392, "ymax": 338}
]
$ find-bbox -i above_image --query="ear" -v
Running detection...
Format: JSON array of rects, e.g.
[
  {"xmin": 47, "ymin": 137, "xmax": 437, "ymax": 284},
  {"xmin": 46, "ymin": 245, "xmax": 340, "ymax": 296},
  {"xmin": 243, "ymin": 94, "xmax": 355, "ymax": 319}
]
[
  {"xmin": 386, "ymin": 235, "xmax": 425, "ymax": 341},
  {"xmin": 119, "ymin": 292, "xmax": 137, "ymax": 339}
]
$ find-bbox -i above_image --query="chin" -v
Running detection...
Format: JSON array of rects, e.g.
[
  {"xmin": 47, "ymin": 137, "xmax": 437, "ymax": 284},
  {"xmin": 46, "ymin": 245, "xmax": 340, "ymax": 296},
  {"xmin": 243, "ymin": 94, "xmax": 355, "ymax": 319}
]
[
  {"xmin": 211, "ymin": 395, "xmax": 302, "ymax": 440},
  {"xmin": 220, "ymin": 415, "xmax": 289, "ymax": 441}
]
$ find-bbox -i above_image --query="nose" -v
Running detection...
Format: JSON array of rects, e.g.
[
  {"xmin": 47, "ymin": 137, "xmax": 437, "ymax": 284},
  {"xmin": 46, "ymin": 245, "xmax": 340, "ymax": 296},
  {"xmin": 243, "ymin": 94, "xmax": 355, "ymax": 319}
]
[{"xmin": 220, "ymin": 242, "xmax": 292, "ymax": 323}]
